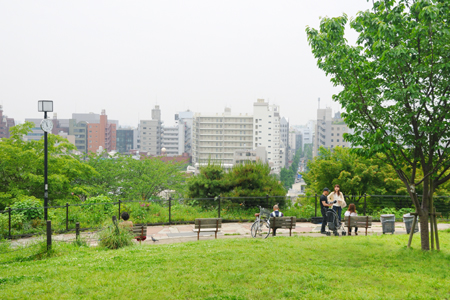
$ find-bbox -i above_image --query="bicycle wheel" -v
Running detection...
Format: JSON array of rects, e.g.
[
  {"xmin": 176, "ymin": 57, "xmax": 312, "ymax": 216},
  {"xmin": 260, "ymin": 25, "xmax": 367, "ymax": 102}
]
[{"xmin": 251, "ymin": 219, "xmax": 271, "ymax": 239}]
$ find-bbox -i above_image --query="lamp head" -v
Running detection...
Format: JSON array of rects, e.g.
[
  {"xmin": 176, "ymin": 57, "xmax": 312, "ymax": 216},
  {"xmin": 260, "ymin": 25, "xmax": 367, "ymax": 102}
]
[{"xmin": 38, "ymin": 100, "xmax": 53, "ymax": 113}]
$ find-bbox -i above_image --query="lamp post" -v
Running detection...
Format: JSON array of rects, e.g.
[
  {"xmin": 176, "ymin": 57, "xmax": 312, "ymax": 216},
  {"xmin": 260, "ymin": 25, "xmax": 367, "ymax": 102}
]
[{"xmin": 38, "ymin": 100, "xmax": 53, "ymax": 221}]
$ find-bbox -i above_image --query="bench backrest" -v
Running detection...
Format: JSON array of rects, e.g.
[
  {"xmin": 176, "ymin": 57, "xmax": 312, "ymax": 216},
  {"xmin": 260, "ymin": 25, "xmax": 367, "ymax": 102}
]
[
  {"xmin": 269, "ymin": 217, "xmax": 296, "ymax": 229},
  {"xmin": 344, "ymin": 216, "xmax": 372, "ymax": 227},
  {"xmin": 195, "ymin": 218, "xmax": 222, "ymax": 230},
  {"xmin": 132, "ymin": 225, "xmax": 147, "ymax": 236}
]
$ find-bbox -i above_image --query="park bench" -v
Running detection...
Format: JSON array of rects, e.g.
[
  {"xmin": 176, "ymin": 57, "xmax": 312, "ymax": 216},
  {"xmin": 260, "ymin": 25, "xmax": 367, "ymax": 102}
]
[
  {"xmin": 269, "ymin": 216, "xmax": 296, "ymax": 237},
  {"xmin": 193, "ymin": 218, "xmax": 222, "ymax": 240},
  {"xmin": 344, "ymin": 216, "xmax": 372, "ymax": 236},
  {"xmin": 132, "ymin": 224, "xmax": 147, "ymax": 243}
]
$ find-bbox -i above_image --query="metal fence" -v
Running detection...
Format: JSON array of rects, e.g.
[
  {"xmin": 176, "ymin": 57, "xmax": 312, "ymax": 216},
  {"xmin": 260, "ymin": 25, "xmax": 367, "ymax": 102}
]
[{"xmin": 1, "ymin": 194, "xmax": 449, "ymax": 240}]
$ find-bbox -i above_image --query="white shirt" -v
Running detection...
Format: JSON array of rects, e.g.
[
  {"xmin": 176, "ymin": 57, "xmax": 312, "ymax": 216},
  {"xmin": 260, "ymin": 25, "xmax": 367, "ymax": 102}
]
[
  {"xmin": 344, "ymin": 211, "xmax": 357, "ymax": 217},
  {"xmin": 328, "ymin": 192, "xmax": 344, "ymax": 207}
]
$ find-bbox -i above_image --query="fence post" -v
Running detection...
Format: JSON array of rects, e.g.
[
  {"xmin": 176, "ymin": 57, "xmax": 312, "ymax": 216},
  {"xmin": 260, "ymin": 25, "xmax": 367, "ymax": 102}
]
[
  {"xmin": 118, "ymin": 199, "xmax": 121, "ymax": 220},
  {"xmin": 8, "ymin": 207, "xmax": 12, "ymax": 238},
  {"xmin": 218, "ymin": 196, "xmax": 221, "ymax": 218},
  {"xmin": 169, "ymin": 197, "xmax": 172, "ymax": 225},
  {"xmin": 66, "ymin": 202, "xmax": 69, "ymax": 231},
  {"xmin": 76, "ymin": 222, "xmax": 80, "ymax": 240},
  {"xmin": 315, "ymin": 194, "xmax": 318, "ymax": 217},
  {"xmin": 363, "ymin": 194, "xmax": 367, "ymax": 216},
  {"xmin": 46, "ymin": 220, "xmax": 52, "ymax": 251}
]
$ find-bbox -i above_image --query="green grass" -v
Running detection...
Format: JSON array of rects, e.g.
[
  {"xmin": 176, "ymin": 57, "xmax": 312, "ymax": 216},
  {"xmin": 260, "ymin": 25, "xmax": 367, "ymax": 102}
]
[{"xmin": 1, "ymin": 232, "xmax": 450, "ymax": 299}]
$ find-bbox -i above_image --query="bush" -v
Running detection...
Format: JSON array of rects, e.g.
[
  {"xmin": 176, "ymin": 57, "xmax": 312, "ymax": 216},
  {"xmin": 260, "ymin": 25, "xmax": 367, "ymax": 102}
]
[
  {"xmin": 82, "ymin": 195, "xmax": 115, "ymax": 224},
  {"xmin": 98, "ymin": 222, "xmax": 134, "ymax": 249},
  {"xmin": 10, "ymin": 196, "xmax": 43, "ymax": 221}
]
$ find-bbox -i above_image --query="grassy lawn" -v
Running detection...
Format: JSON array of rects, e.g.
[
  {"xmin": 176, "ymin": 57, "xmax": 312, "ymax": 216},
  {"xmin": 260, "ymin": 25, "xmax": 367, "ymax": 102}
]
[{"xmin": 1, "ymin": 231, "xmax": 450, "ymax": 299}]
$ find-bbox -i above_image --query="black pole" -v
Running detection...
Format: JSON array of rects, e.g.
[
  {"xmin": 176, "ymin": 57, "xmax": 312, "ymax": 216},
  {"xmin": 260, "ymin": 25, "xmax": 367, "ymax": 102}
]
[
  {"xmin": 8, "ymin": 207, "xmax": 11, "ymax": 238},
  {"xmin": 169, "ymin": 197, "xmax": 172, "ymax": 225},
  {"xmin": 363, "ymin": 194, "xmax": 367, "ymax": 216},
  {"xmin": 218, "ymin": 196, "xmax": 221, "ymax": 218},
  {"xmin": 315, "ymin": 194, "xmax": 318, "ymax": 217},
  {"xmin": 46, "ymin": 220, "xmax": 52, "ymax": 251},
  {"xmin": 118, "ymin": 199, "xmax": 121, "ymax": 220},
  {"xmin": 44, "ymin": 111, "xmax": 48, "ymax": 221},
  {"xmin": 66, "ymin": 202, "xmax": 69, "ymax": 231},
  {"xmin": 76, "ymin": 222, "xmax": 80, "ymax": 240}
]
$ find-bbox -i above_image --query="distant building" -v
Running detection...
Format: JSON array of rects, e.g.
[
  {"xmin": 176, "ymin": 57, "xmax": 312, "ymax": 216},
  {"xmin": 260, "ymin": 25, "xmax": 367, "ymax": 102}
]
[
  {"xmin": 233, "ymin": 147, "xmax": 267, "ymax": 165},
  {"xmin": 116, "ymin": 128, "xmax": 134, "ymax": 154},
  {"xmin": 192, "ymin": 107, "xmax": 253, "ymax": 165},
  {"xmin": 280, "ymin": 117, "xmax": 289, "ymax": 168},
  {"xmin": 86, "ymin": 109, "xmax": 117, "ymax": 153},
  {"xmin": 0, "ymin": 105, "xmax": 15, "ymax": 139},
  {"xmin": 140, "ymin": 105, "xmax": 163, "ymax": 155},
  {"xmin": 313, "ymin": 107, "xmax": 350, "ymax": 157},
  {"xmin": 161, "ymin": 126, "xmax": 179, "ymax": 156},
  {"xmin": 253, "ymin": 99, "xmax": 283, "ymax": 174}
]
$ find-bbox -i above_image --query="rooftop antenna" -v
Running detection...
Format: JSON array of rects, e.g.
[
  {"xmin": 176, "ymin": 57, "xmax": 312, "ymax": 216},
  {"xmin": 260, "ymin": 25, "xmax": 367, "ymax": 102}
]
[{"xmin": 318, "ymin": 97, "xmax": 320, "ymax": 109}]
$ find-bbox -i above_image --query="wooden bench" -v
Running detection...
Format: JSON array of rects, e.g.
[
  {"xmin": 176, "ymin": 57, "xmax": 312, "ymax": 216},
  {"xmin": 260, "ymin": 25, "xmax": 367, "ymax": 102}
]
[
  {"xmin": 344, "ymin": 216, "xmax": 372, "ymax": 236},
  {"xmin": 269, "ymin": 217, "xmax": 296, "ymax": 237},
  {"xmin": 132, "ymin": 224, "xmax": 147, "ymax": 243},
  {"xmin": 193, "ymin": 218, "xmax": 222, "ymax": 240}
]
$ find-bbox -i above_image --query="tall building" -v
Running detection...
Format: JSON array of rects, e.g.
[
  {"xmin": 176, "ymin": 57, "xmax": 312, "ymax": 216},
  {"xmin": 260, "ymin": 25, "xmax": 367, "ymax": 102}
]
[
  {"xmin": 86, "ymin": 109, "xmax": 117, "ymax": 152},
  {"xmin": 280, "ymin": 117, "xmax": 289, "ymax": 168},
  {"xmin": 69, "ymin": 119, "xmax": 88, "ymax": 152},
  {"xmin": 177, "ymin": 110, "xmax": 194, "ymax": 155},
  {"xmin": 192, "ymin": 108, "xmax": 253, "ymax": 165},
  {"xmin": 116, "ymin": 128, "xmax": 134, "ymax": 154},
  {"xmin": 140, "ymin": 105, "xmax": 163, "ymax": 155},
  {"xmin": 313, "ymin": 108, "xmax": 350, "ymax": 157},
  {"xmin": 161, "ymin": 126, "xmax": 179, "ymax": 156},
  {"xmin": 253, "ymin": 99, "xmax": 283, "ymax": 174},
  {"xmin": 0, "ymin": 106, "xmax": 15, "ymax": 139}
]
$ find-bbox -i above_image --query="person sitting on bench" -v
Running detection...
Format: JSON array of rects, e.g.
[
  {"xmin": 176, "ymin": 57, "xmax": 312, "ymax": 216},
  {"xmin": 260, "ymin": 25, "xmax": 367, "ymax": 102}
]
[
  {"xmin": 270, "ymin": 205, "xmax": 284, "ymax": 236},
  {"xmin": 120, "ymin": 212, "xmax": 133, "ymax": 229},
  {"xmin": 344, "ymin": 204, "xmax": 358, "ymax": 235}
]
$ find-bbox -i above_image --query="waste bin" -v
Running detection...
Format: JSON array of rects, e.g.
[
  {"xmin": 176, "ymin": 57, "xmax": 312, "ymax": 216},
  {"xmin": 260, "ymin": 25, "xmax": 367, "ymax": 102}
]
[
  {"xmin": 403, "ymin": 213, "xmax": 419, "ymax": 234},
  {"xmin": 380, "ymin": 214, "xmax": 395, "ymax": 234}
]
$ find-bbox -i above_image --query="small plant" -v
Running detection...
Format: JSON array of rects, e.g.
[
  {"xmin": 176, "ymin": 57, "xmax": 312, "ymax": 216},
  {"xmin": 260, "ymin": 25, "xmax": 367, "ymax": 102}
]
[
  {"xmin": 97, "ymin": 222, "xmax": 134, "ymax": 249},
  {"xmin": 72, "ymin": 236, "xmax": 88, "ymax": 247}
]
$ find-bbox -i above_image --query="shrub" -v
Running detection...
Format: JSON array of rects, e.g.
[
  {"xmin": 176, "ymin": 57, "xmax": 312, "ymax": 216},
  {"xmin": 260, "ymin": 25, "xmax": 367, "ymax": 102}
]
[
  {"xmin": 98, "ymin": 222, "xmax": 134, "ymax": 249},
  {"xmin": 10, "ymin": 196, "xmax": 43, "ymax": 221},
  {"xmin": 82, "ymin": 195, "xmax": 115, "ymax": 224}
]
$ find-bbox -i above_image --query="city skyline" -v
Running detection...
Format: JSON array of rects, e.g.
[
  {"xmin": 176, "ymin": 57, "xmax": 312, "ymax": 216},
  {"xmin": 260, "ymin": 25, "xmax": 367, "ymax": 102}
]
[{"xmin": 0, "ymin": 1, "xmax": 372, "ymax": 127}]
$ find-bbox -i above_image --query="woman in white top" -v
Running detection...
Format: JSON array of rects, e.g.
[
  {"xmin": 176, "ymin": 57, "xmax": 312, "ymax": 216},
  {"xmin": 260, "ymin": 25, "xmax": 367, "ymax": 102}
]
[
  {"xmin": 344, "ymin": 203, "xmax": 358, "ymax": 235},
  {"xmin": 327, "ymin": 184, "xmax": 346, "ymax": 222}
]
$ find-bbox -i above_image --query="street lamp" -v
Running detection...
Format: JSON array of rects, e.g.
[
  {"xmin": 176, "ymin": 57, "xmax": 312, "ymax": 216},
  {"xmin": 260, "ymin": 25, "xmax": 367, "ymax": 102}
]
[{"xmin": 38, "ymin": 100, "xmax": 53, "ymax": 221}]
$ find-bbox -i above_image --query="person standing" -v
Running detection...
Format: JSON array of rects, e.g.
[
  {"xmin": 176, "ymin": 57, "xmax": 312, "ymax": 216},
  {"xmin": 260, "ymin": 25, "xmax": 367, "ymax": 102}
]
[
  {"xmin": 320, "ymin": 188, "xmax": 334, "ymax": 234},
  {"xmin": 328, "ymin": 184, "xmax": 346, "ymax": 222}
]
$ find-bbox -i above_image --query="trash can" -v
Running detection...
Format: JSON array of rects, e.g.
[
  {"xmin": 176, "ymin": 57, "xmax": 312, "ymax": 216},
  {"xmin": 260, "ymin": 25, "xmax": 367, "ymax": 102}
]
[
  {"xmin": 380, "ymin": 214, "xmax": 395, "ymax": 234},
  {"xmin": 403, "ymin": 213, "xmax": 419, "ymax": 234}
]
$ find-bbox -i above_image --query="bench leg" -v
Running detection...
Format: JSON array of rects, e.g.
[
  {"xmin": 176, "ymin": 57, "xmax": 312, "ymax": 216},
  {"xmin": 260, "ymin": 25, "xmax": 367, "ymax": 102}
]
[
  {"xmin": 365, "ymin": 227, "xmax": 368, "ymax": 236},
  {"xmin": 197, "ymin": 231, "xmax": 200, "ymax": 241},
  {"xmin": 215, "ymin": 231, "xmax": 217, "ymax": 239}
]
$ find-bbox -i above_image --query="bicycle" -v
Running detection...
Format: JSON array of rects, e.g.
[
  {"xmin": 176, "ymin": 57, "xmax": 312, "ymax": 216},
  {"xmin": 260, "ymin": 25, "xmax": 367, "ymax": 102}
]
[{"xmin": 251, "ymin": 206, "xmax": 271, "ymax": 239}]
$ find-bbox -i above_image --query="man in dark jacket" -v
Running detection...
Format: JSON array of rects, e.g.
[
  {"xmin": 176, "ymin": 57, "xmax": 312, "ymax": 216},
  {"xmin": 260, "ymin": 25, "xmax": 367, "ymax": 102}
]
[{"xmin": 320, "ymin": 188, "xmax": 335, "ymax": 234}]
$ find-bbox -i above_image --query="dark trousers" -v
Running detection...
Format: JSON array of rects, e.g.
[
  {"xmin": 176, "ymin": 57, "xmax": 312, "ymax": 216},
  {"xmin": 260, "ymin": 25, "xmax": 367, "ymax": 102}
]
[
  {"xmin": 321, "ymin": 208, "xmax": 327, "ymax": 233},
  {"xmin": 333, "ymin": 206, "xmax": 342, "ymax": 222},
  {"xmin": 349, "ymin": 227, "xmax": 358, "ymax": 233}
]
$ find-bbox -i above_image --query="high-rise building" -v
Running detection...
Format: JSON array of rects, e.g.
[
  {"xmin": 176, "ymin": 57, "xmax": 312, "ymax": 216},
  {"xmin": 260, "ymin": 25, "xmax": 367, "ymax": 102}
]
[
  {"xmin": 116, "ymin": 128, "xmax": 134, "ymax": 154},
  {"xmin": 140, "ymin": 105, "xmax": 163, "ymax": 155},
  {"xmin": 253, "ymin": 99, "xmax": 283, "ymax": 174},
  {"xmin": 192, "ymin": 108, "xmax": 253, "ymax": 165},
  {"xmin": 161, "ymin": 126, "xmax": 179, "ymax": 156},
  {"xmin": 313, "ymin": 108, "xmax": 350, "ymax": 157},
  {"xmin": 0, "ymin": 106, "xmax": 15, "ymax": 139},
  {"xmin": 86, "ymin": 109, "xmax": 117, "ymax": 152},
  {"xmin": 280, "ymin": 117, "xmax": 289, "ymax": 168},
  {"xmin": 177, "ymin": 111, "xmax": 194, "ymax": 155}
]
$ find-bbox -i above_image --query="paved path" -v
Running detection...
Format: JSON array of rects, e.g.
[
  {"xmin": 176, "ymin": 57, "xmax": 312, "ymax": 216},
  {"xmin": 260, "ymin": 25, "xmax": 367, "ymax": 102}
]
[{"xmin": 10, "ymin": 221, "xmax": 450, "ymax": 247}]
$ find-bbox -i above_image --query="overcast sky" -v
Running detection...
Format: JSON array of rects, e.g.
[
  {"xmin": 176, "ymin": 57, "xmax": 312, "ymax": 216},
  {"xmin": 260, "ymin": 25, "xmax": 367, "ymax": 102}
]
[{"xmin": 0, "ymin": 1, "xmax": 373, "ymax": 127}]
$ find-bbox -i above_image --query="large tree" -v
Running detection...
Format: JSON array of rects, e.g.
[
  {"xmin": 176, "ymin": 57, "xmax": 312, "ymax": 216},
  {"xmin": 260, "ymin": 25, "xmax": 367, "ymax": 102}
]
[{"xmin": 307, "ymin": 0, "xmax": 450, "ymax": 250}]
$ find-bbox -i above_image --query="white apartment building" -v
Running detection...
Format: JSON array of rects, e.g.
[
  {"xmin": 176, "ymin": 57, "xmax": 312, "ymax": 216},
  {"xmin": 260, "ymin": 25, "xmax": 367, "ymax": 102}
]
[
  {"xmin": 313, "ymin": 108, "xmax": 350, "ymax": 157},
  {"xmin": 161, "ymin": 126, "xmax": 179, "ymax": 156},
  {"xmin": 253, "ymin": 99, "xmax": 284, "ymax": 174},
  {"xmin": 139, "ymin": 105, "xmax": 163, "ymax": 155},
  {"xmin": 192, "ymin": 108, "xmax": 253, "ymax": 165},
  {"xmin": 233, "ymin": 147, "xmax": 267, "ymax": 165}
]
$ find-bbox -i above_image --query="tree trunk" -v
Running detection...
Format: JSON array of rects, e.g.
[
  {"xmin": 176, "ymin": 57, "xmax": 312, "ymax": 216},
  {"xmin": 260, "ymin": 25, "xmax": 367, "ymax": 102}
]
[{"xmin": 419, "ymin": 211, "xmax": 429, "ymax": 250}]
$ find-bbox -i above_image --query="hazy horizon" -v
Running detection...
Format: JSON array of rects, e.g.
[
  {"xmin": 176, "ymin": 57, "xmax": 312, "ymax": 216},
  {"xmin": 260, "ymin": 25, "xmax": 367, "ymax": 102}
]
[{"xmin": 0, "ymin": 1, "xmax": 373, "ymax": 127}]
